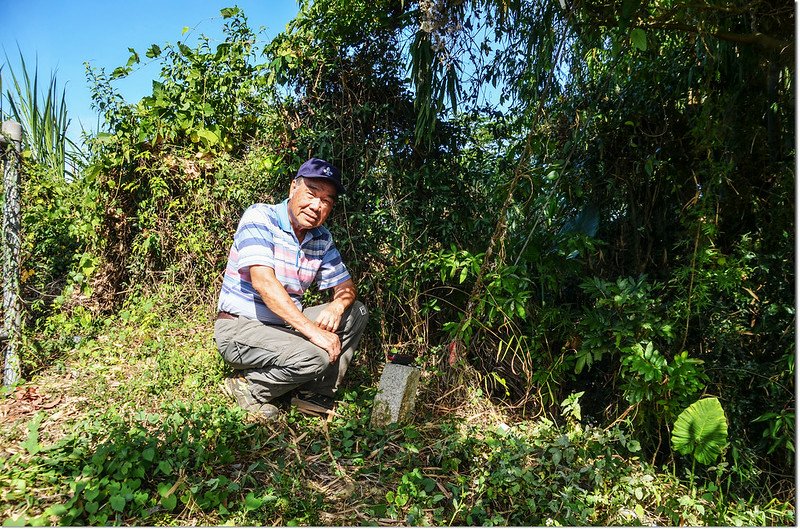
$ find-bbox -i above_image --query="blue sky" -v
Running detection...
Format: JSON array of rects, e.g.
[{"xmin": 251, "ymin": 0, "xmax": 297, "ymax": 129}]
[{"xmin": 0, "ymin": 1, "xmax": 300, "ymax": 141}]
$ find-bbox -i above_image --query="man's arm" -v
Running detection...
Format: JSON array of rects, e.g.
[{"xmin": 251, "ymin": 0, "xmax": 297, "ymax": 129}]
[
  {"xmin": 250, "ymin": 265, "xmax": 342, "ymax": 362},
  {"xmin": 313, "ymin": 278, "xmax": 357, "ymax": 332}
]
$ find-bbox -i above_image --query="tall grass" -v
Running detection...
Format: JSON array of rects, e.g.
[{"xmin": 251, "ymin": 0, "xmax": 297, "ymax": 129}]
[{"xmin": 1, "ymin": 50, "xmax": 83, "ymax": 178}]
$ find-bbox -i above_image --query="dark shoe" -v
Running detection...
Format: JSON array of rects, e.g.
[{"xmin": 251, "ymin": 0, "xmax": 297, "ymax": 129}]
[
  {"xmin": 291, "ymin": 391, "xmax": 336, "ymax": 417},
  {"xmin": 222, "ymin": 375, "xmax": 280, "ymax": 419}
]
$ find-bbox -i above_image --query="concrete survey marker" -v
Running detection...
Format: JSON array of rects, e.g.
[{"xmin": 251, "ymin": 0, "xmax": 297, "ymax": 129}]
[{"xmin": 370, "ymin": 363, "xmax": 421, "ymax": 427}]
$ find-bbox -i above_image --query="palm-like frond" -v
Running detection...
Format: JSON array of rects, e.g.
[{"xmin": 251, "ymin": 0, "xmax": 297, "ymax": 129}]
[{"xmin": 2, "ymin": 48, "xmax": 83, "ymax": 178}]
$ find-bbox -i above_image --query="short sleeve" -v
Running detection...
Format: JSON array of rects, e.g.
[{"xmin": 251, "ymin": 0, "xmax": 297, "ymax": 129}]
[
  {"xmin": 316, "ymin": 241, "xmax": 351, "ymax": 289},
  {"xmin": 234, "ymin": 207, "xmax": 276, "ymax": 272}
]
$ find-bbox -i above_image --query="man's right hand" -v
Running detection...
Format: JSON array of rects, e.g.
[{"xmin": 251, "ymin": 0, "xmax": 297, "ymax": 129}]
[{"xmin": 308, "ymin": 327, "xmax": 342, "ymax": 363}]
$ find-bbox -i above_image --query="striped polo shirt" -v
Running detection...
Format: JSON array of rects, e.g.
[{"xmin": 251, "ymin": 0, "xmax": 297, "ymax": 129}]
[{"xmin": 217, "ymin": 199, "xmax": 351, "ymax": 324}]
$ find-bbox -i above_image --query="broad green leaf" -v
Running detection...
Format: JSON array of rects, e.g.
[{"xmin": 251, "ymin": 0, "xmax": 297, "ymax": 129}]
[
  {"xmin": 196, "ymin": 128, "xmax": 219, "ymax": 145},
  {"xmin": 46, "ymin": 504, "xmax": 67, "ymax": 516},
  {"xmin": 109, "ymin": 494, "xmax": 126, "ymax": 512},
  {"xmin": 630, "ymin": 28, "xmax": 647, "ymax": 51},
  {"xmin": 671, "ymin": 397, "xmax": 728, "ymax": 465},
  {"xmin": 161, "ymin": 494, "xmax": 178, "ymax": 511},
  {"xmin": 126, "ymin": 48, "xmax": 140, "ymax": 67},
  {"xmin": 3, "ymin": 515, "xmax": 27, "ymax": 527},
  {"xmin": 21, "ymin": 413, "xmax": 43, "ymax": 455},
  {"xmin": 157, "ymin": 481, "xmax": 174, "ymax": 497},
  {"xmin": 94, "ymin": 132, "xmax": 115, "ymax": 144},
  {"xmin": 146, "ymin": 44, "xmax": 162, "ymax": 59},
  {"xmin": 244, "ymin": 492, "xmax": 264, "ymax": 510},
  {"xmin": 645, "ymin": 158, "xmax": 654, "ymax": 176},
  {"xmin": 158, "ymin": 460, "xmax": 173, "ymax": 475},
  {"xmin": 111, "ymin": 66, "xmax": 129, "ymax": 80},
  {"xmin": 221, "ymin": 7, "xmax": 241, "ymax": 18},
  {"xmin": 574, "ymin": 352, "xmax": 586, "ymax": 374}
]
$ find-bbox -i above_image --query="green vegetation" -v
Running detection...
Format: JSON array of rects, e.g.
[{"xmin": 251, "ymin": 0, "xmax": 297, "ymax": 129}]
[
  {"xmin": 1, "ymin": 50, "xmax": 83, "ymax": 179},
  {"xmin": 1, "ymin": 0, "xmax": 794, "ymax": 525},
  {"xmin": 0, "ymin": 290, "xmax": 792, "ymax": 526}
]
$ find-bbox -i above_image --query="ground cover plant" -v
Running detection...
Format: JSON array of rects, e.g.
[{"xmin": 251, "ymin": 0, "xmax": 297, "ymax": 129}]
[
  {"xmin": 1, "ymin": 0, "xmax": 794, "ymax": 525},
  {"xmin": 0, "ymin": 289, "xmax": 793, "ymax": 526}
]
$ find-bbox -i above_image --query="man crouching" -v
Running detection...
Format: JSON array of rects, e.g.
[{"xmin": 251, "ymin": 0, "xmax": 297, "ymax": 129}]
[{"xmin": 214, "ymin": 157, "xmax": 368, "ymax": 419}]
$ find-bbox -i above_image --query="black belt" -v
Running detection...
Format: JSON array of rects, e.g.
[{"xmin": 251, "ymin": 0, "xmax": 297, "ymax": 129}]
[{"xmin": 217, "ymin": 311, "xmax": 238, "ymax": 320}]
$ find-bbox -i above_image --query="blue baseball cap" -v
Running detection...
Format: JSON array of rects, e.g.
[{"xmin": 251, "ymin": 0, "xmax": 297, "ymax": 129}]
[{"xmin": 295, "ymin": 157, "xmax": 346, "ymax": 195}]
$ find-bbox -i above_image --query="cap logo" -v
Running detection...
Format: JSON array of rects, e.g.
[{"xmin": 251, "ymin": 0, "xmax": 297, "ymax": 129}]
[{"xmin": 322, "ymin": 166, "xmax": 332, "ymax": 177}]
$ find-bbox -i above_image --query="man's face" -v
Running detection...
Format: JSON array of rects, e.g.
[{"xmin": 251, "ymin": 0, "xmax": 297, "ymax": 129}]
[{"xmin": 288, "ymin": 177, "xmax": 337, "ymax": 233}]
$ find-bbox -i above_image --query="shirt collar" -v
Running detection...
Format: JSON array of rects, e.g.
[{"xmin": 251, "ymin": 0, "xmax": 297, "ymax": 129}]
[{"xmin": 277, "ymin": 199, "xmax": 293, "ymax": 234}]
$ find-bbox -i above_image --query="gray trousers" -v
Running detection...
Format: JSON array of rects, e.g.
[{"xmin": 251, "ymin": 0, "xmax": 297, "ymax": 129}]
[{"xmin": 214, "ymin": 301, "xmax": 368, "ymax": 403}]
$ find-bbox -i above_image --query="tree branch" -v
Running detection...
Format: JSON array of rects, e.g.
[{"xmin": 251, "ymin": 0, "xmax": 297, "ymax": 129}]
[{"xmin": 646, "ymin": 22, "xmax": 793, "ymax": 56}]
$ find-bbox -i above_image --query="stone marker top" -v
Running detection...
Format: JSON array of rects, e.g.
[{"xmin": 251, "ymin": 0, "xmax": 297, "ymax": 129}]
[{"xmin": 371, "ymin": 362, "xmax": 421, "ymax": 428}]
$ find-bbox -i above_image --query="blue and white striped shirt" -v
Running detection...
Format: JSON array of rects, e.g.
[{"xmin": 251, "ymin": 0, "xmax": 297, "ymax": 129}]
[{"xmin": 217, "ymin": 199, "xmax": 351, "ymax": 324}]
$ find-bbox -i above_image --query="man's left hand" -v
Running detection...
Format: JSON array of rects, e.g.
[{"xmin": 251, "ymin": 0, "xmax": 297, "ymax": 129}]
[{"xmin": 315, "ymin": 304, "xmax": 344, "ymax": 332}]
